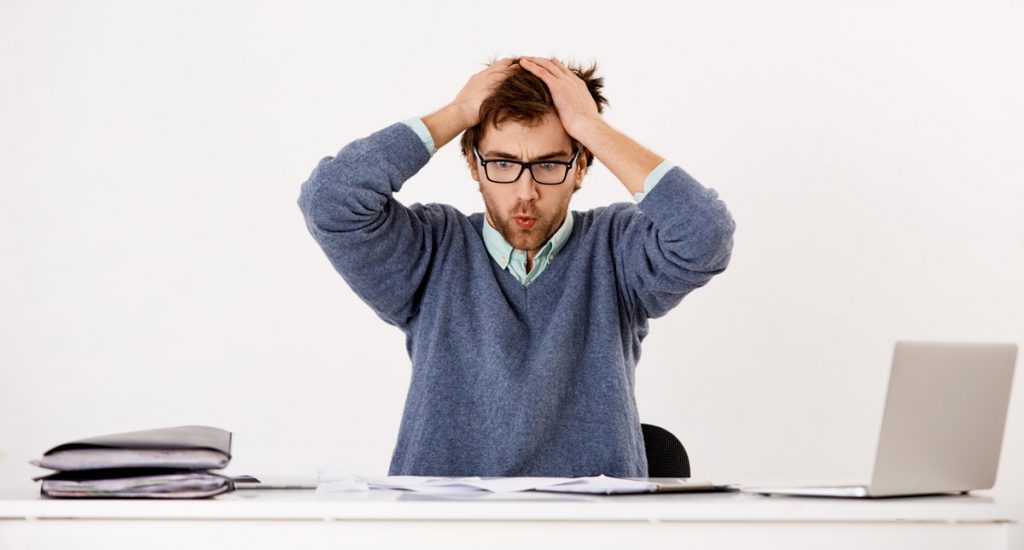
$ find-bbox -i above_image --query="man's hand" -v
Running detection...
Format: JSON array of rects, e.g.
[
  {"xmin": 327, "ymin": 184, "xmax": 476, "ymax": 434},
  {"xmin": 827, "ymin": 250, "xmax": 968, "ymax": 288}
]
[
  {"xmin": 422, "ymin": 59, "xmax": 515, "ymax": 150},
  {"xmin": 452, "ymin": 58, "xmax": 516, "ymax": 127},
  {"xmin": 522, "ymin": 56, "xmax": 663, "ymax": 196},
  {"xmin": 519, "ymin": 57, "xmax": 601, "ymax": 141}
]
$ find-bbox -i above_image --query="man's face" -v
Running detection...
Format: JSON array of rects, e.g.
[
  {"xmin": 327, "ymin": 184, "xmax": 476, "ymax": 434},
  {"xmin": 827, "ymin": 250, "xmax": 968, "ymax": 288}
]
[{"xmin": 468, "ymin": 111, "xmax": 586, "ymax": 254}]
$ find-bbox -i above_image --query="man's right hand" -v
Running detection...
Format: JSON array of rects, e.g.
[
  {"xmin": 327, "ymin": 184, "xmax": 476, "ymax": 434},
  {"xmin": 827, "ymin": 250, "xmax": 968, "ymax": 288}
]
[
  {"xmin": 450, "ymin": 58, "xmax": 516, "ymax": 127},
  {"xmin": 422, "ymin": 58, "xmax": 515, "ymax": 150}
]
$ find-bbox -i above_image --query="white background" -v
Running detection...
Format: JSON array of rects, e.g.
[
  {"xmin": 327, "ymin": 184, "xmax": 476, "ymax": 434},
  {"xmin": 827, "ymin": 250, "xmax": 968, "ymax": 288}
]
[{"xmin": 2, "ymin": 0, "xmax": 1022, "ymax": 497}]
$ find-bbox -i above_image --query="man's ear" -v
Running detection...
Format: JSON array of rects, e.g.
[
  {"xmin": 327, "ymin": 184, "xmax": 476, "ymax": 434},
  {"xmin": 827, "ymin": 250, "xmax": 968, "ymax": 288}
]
[
  {"xmin": 466, "ymin": 148, "xmax": 480, "ymax": 183},
  {"xmin": 573, "ymin": 153, "xmax": 587, "ymax": 191}
]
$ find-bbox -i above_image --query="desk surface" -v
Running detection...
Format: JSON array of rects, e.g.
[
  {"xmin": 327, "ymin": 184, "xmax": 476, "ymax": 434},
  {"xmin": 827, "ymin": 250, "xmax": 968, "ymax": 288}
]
[
  {"xmin": 4, "ymin": 484, "xmax": 1024, "ymax": 550},
  {"xmin": 1, "ymin": 483, "xmax": 1022, "ymax": 523}
]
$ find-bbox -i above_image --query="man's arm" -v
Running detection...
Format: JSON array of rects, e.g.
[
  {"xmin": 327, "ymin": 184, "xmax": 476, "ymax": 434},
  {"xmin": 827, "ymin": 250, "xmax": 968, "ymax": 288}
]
[
  {"xmin": 519, "ymin": 57, "xmax": 663, "ymax": 196},
  {"xmin": 612, "ymin": 167, "xmax": 735, "ymax": 319},
  {"xmin": 297, "ymin": 123, "xmax": 436, "ymax": 328},
  {"xmin": 569, "ymin": 118, "xmax": 662, "ymax": 197},
  {"xmin": 296, "ymin": 60, "xmax": 516, "ymax": 327},
  {"xmin": 521, "ymin": 56, "xmax": 735, "ymax": 319},
  {"xmin": 421, "ymin": 59, "xmax": 516, "ymax": 150}
]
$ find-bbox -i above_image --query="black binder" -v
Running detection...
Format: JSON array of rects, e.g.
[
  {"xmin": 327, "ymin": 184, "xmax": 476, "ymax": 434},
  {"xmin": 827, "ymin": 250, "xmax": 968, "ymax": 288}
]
[{"xmin": 33, "ymin": 425, "xmax": 232, "ymax": 470}]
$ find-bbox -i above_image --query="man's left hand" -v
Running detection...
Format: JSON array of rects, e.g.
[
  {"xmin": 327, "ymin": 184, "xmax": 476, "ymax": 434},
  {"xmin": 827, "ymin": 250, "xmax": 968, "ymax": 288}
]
[{"xmin": 520, "ymin": 56, "xmax": 601, "ymax": 141}]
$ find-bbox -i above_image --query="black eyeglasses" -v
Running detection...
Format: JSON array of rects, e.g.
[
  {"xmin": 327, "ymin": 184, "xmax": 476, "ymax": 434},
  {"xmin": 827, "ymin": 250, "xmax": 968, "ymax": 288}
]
[{"xmin": 473, "ymin": 146, "xmax": 580, "ymax": 185}]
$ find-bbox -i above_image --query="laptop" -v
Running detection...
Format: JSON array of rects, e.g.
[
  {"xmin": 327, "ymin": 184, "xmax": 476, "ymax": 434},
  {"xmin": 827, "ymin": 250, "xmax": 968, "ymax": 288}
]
[{"xmin": 746, "ymin": 341, "xmax": 1017, "ymax": 498}]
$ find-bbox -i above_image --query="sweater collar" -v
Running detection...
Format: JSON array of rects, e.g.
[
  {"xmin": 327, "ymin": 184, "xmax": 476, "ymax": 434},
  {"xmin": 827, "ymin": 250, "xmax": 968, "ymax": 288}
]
[{"xmin": 481, "ymin": 210, "xmax": 574, "ymax": 268}]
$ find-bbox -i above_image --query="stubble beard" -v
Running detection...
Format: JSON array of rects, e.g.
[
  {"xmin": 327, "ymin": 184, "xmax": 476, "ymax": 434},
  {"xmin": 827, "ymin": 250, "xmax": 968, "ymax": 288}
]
[{"xmin": 483, "ymin": 195, "xmax": 569, "ymax": 253}]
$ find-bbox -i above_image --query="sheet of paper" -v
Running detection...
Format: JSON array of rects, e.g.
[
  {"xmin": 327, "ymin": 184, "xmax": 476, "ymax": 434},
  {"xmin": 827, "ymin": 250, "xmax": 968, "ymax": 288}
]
[
  {"xmin": 315, "ymin": 473, "xmax": 661, "ymax": 495},
  {"xmin": 311, "ymin": 462, "xmax": 719, "ymax": 495},
  {"xmin": 41, "ymin": 472, "xmax": 233, "ymax": 498},
  {"xmin": 533, "ymin": 475, "xmax": 658, "ymax": 494}
]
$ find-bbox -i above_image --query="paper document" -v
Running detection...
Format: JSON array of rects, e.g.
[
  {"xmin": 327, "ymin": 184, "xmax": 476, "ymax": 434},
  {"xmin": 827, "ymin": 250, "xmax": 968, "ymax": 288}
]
[
  {"xmin": 40, "ymin": 470, "xmax": 234, "ymax": 499},
  {"xmin": 314, "ymin": 473, "xmax": 724, "ymax": 495}
]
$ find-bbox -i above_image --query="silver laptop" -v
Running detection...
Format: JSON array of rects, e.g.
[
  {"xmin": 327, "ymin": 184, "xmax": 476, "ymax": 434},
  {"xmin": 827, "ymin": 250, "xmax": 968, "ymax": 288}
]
[{"xmin": 748, "ymin": 341, "xmax": 1017, "ymax": 498}]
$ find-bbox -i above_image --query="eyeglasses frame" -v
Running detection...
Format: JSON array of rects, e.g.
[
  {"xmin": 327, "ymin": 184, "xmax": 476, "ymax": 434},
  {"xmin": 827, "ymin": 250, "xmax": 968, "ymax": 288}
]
[{"xmin": 472, "ymin": 146, "xmax": 581, "ymax": 185}]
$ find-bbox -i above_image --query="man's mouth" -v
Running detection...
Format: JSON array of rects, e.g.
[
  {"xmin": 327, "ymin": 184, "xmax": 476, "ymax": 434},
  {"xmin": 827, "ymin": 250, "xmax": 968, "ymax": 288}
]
[{"xmin": 513, "ymin": 215, "xmax": 536, "ymax": 229}]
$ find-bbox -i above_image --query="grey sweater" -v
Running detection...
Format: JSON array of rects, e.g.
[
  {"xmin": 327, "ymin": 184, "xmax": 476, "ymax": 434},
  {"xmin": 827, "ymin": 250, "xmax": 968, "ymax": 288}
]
[{"xmin": 297, "ymin": 122, "xmax": 735, "ymax": 477}]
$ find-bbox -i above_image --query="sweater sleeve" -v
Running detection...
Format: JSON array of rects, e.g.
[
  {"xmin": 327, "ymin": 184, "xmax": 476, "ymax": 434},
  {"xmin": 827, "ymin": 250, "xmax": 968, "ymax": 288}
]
[
  {"xmin": 296, "ymin": 122, "xmax": 435, "ymax": 328},
  {"xmin": 614, "ymin": 166, "xmax": 736, "ymax": 320}
]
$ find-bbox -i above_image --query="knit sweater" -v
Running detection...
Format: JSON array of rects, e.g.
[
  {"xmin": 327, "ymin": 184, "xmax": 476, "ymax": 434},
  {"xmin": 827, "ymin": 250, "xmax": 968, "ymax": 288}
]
[{"xmin": 297, "ymin": 122, "xmax": 735, "ymax": 477}]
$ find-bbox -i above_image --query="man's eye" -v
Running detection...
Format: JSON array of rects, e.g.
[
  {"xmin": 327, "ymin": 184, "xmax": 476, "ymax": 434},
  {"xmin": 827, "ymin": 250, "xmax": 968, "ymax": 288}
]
[
  {"xmin": 539, "ymin": 162, "xmax": 557, "ymax": 170},
  {"xmin": 495, "ymin": 161, "xmax": 512, "ymax": 169}
]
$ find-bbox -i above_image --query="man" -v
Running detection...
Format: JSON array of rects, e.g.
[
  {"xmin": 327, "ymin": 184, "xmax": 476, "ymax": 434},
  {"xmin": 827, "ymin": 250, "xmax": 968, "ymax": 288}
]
[{"xmin": 298, "ymin": 57, "xmax": 735, "ymax": 477}]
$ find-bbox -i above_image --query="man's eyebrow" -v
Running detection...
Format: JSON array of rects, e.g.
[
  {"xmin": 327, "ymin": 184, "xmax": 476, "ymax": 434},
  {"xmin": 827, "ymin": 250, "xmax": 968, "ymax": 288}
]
[{"xmin": 482, "ymin": 150, "xmax": 573, "ymax": 161}]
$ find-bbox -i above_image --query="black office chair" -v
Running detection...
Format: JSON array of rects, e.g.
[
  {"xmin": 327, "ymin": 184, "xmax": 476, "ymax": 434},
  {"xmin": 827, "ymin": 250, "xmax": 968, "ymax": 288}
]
[{"xmin": 641, "ymin": 423, "xmax": 690, "ymax": 478}]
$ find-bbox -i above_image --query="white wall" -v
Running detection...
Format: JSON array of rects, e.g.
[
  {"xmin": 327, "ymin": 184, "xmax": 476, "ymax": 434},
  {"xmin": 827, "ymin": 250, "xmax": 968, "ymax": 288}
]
[{"xmin": 2, "ymin": 0, "xmax": 1022, "ymax": 497}]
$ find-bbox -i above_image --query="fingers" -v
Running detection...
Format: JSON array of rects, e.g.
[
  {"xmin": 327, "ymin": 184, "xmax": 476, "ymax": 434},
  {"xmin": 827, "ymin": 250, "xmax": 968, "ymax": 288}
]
[
  {"xmin": 546, "ymin": 57, "xmax": 576, "ymax": 78},
  {"xmin": 522, "ymin": 57, "xmax": 577, "ymax": 85},
  {"xmin": 532, "ymin": 56, "xmax": 568, "ymax": 75},
  {"xmin": 520, "ymin": 57, "xmax": 556, "ymax": 79},
  {"xmin": 488, "ymin": 58, "xmax": 515, "ymax": 71},
  {"xmin": 476, "ymin": 58, "xmax": 514, "ymax": 79},
  {"xmin": 517, "ymin": 56, "xmax": 599, "ymax": 137},
  {"xmin": 476, "ymin": 58, "xmax": 515, "ymax": 88},
  {"xmin": 520, "ymin": 58, "xmax": 561, "ymax": 90}
]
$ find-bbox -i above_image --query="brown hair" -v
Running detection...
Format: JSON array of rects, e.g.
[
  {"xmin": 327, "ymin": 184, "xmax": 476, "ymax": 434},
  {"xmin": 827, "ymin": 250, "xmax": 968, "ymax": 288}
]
[{"xmin": 460, "ymin": 57, "xmax": 608, "ymax": 175}]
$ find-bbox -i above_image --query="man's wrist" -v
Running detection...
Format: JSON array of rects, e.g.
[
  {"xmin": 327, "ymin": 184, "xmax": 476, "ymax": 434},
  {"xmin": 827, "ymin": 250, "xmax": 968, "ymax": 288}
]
[
  {"xmin": 422, "ymin": 103, "xmax": 477, "ymax": 151},
  {"xmin": 573, "ymin": 117, "xmax": 663, "ymax": 195},
  {"xmin": 571, "ymin": 116, "xmax": 613, "ymax": 151},
  {"xmin": 448, "ymin": 101, "xmax": 478, "ymax": 129}
]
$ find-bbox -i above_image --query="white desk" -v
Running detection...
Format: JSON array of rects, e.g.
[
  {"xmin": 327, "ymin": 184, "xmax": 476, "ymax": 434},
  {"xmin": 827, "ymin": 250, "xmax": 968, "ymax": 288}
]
[{"xmin": 1, "ymin": 483, "xmax": 1022, "ymax": 550}]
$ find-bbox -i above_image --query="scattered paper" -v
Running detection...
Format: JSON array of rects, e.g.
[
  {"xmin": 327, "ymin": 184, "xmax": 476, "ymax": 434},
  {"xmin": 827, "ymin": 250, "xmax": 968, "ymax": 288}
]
[
  {"xmin": 532, "ymin": 476, "xmax": 658, "ymax": 494},
  {"xmin": 313, "ymin": 471, "xmax": 663, "ymax": 495},
  {"xmin": 315, "ymin": 461, "xmax": 369, "ymax": 493}
]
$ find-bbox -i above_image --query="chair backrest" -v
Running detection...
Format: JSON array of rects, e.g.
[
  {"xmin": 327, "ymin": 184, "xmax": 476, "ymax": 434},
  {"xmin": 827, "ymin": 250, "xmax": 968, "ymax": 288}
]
[{"xmin": 641, "ymin": 423, "xmax": 690, "ymax": 478}]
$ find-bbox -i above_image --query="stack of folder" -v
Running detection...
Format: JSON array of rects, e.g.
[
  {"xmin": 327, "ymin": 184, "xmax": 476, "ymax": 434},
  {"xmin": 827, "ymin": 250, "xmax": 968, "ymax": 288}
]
[{"xmin": 31, "ymin": 425, "xmax": 235, "ymax": 498}]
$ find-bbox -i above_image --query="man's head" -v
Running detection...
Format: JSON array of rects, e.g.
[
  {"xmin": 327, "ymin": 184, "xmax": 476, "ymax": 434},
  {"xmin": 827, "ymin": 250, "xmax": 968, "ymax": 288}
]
[{"xmin": 461, "ymin": 57, "xmax": 607, "ymax": 254}]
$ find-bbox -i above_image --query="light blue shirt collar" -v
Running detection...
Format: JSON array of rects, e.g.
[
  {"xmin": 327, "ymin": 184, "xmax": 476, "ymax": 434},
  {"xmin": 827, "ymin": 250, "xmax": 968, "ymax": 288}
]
[{"xmin": 482, "ymin": 211, "xmax": 574, "ymax": 270}]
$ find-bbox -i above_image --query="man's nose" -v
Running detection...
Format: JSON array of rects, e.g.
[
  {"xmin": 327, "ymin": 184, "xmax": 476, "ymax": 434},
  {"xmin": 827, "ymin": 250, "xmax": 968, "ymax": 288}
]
[{"xmin": 512, "ymin": 168, "xmax": 540, "ymax": 202}]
